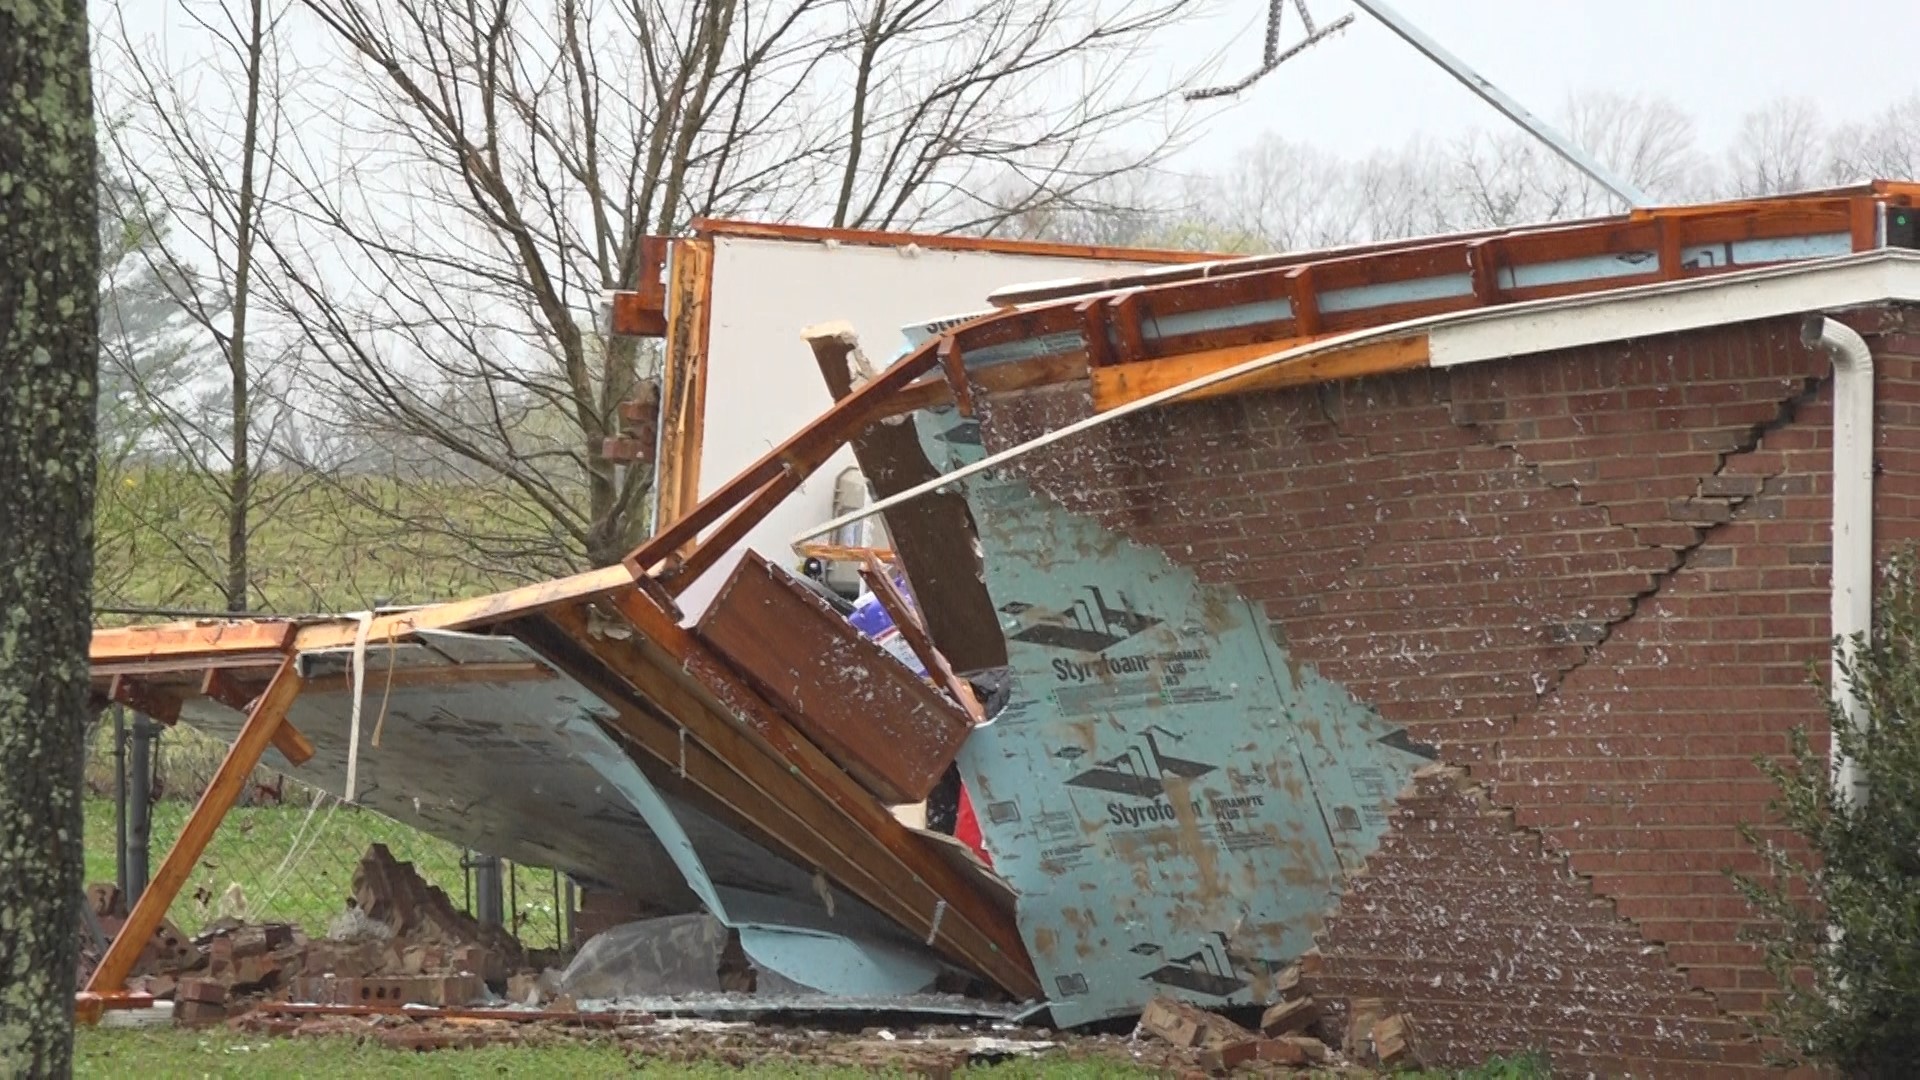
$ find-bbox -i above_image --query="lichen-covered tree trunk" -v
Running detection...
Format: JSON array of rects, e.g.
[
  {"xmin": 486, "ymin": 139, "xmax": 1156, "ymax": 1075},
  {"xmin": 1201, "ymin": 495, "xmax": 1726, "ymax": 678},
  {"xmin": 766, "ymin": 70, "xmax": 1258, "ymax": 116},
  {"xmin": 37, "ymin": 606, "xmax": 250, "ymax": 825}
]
[{"xmin": 0, "ymin": 0, "xmax": 101, "ymax": 1073}]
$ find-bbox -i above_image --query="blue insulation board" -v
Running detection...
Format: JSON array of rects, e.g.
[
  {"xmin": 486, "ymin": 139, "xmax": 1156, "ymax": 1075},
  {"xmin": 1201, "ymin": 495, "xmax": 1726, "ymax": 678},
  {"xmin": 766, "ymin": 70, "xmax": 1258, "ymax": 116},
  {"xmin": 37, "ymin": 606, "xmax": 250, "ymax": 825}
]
[{"xmin": 909, "ymin": 406, "xmax": 1433, "ymax": 1026}]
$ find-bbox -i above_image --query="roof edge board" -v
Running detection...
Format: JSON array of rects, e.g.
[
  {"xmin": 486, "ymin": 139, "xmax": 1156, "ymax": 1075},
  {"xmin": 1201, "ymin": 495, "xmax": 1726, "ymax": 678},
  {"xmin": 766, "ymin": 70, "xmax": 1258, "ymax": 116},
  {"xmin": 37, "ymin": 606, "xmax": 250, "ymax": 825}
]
[
  {"xmin": 800, "ymin": 251, "xmax": 1920, "ymax": 545},
  {"xmin": 688, "ymin": 217, "xmax": 1217, "ymax": 266},
  {"xmin": 982, "ymin": 181, "xmax": 1920, "ymax": 309},
  {"xmin": 1428, "ymin": 250, "xmax": 1920, "ymax": 368}
]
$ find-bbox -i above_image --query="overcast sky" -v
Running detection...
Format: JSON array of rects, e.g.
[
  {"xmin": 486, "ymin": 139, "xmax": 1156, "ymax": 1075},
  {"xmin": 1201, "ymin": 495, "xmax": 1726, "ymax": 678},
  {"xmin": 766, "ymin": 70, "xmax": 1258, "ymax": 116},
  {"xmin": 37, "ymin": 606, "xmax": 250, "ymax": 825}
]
[{"xmin": 1169, "ymin": 0, "xmax": 1913, "ymax": 168}]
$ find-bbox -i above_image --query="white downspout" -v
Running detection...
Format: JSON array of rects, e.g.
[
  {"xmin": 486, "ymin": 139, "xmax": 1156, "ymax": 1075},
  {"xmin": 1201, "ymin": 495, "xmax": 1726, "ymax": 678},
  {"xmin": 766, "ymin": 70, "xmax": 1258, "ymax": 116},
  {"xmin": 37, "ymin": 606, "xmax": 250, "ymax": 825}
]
[{"xmin": 1802, "ymin": 315, "xmax": 1875, "ymax": 807}]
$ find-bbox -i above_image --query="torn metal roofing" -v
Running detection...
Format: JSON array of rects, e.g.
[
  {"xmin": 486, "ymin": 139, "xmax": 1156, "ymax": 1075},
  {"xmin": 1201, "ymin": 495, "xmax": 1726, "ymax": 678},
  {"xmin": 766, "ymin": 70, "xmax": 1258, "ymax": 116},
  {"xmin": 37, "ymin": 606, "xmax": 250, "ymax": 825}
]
[{"xmin": 87, "ymin": 572, "xmax": 1039, "ymax": 1009}]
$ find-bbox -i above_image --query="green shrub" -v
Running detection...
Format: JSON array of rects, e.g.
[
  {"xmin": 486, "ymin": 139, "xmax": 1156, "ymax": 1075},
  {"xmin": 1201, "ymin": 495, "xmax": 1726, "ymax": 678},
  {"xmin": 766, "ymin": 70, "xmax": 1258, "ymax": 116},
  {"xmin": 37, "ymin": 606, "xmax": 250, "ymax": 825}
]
[{"xmin": 1731, "ymin": 548, "xmax": 1920, "ymax": 1076}]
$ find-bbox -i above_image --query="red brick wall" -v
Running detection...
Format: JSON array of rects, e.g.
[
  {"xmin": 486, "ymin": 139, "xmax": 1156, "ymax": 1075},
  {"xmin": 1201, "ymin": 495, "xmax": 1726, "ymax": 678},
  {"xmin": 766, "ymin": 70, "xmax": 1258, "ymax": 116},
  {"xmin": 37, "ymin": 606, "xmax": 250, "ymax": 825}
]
[
  {"xmin": 1304, "ymin": 764, "xmax": 1758, "ymax": 1074},
  {"xmin": 975, "ymin": 307, "xmax": 1920, "ymax": 1067}
]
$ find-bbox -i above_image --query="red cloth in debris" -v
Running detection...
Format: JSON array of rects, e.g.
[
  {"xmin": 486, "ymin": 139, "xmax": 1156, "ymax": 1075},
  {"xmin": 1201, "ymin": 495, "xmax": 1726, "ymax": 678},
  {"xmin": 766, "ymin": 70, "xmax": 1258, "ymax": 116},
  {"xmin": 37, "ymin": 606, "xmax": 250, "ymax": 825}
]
[{"xmin": 954, "ymin": 785, "xmax": 990, "ymax": 866}]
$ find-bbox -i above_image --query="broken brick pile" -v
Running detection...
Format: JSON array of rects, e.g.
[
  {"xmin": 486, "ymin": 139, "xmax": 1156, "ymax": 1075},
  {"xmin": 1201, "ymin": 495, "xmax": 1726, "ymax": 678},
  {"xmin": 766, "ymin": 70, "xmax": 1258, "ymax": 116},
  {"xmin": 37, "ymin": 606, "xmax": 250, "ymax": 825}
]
[
  {"xmin": 80, "ymin": 882, "xmax": 196, "ymax": 986},
  {"xmin": 100, "ymin": 843, "xmax": 541, "ymax": 1026},
  {"xmin": 1132, "ymin": 968, "xmax": 1422, "ymax": 1075}
]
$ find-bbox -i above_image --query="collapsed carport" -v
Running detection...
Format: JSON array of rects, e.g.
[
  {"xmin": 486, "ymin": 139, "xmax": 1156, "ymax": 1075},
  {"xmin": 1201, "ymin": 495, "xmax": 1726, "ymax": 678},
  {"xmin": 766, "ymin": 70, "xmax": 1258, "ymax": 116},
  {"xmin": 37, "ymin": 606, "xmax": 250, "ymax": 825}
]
[{"xmin": 82, "ymin": 558, "xmax": 1034, "ymax": 1015}]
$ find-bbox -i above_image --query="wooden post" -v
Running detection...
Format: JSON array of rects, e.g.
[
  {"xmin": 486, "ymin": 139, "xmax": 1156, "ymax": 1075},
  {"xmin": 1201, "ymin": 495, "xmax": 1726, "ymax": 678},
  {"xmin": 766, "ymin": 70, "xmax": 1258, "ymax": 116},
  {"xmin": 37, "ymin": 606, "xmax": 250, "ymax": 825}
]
[{"xmin": 82, "ymin": 654, "xmax": 304, "ymax": 999}]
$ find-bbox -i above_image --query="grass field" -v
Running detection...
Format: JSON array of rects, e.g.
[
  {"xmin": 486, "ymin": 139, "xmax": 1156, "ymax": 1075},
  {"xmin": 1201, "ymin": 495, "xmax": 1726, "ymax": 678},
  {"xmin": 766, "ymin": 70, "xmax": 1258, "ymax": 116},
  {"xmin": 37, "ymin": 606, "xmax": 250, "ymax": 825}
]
[{"xmin": 93, "ymin": 467, "xmax": 552, "ymax": 618}]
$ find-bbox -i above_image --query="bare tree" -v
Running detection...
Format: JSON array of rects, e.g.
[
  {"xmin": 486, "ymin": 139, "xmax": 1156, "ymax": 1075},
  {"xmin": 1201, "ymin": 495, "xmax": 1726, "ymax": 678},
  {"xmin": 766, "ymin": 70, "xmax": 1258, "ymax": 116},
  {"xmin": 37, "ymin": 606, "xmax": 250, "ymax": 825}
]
[
  {"xmin": 97, "ymin": 0, "xmax": 305, "ymax": 612},
  {"xmin": 1563, "ymin": 92, "xmax": 1706, "ymax": 204},
  {"xmin": 93, "ymin": 161, "xmax": 205, "ymax": 607},
  {"xmin": 248, "ymin": 0, "xmax": 1208, "ymax": 574},
  {"xmin": 1725, "ymin": 97, "xmax": 1830, "ymax": 197},
  {"xmin": 1044, "ymin": 92, "xmax": 1712, "ymax": 257},
  {"xmin": 0, "ymin": 0, "xmax": 98, "ymax": 1070},
  {"xmin": 1436, "ymin": 93, "xmax": 1707, "ymax": 229},
  {"xmin": 1828, "ymin": 93, "xmax": 1920, "ymax": 184},
  {"xmin": 1183, "ymin": 136, "xmax": 1367, "ymax": 251}
]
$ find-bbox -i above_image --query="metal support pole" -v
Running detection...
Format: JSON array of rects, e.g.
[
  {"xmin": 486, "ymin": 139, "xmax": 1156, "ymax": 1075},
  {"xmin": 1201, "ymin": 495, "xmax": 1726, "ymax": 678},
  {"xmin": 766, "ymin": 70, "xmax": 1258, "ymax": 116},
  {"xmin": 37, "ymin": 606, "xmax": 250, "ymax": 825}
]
[
  {"xmin": 507, "ymin": 860, "xmax": 519, "ymax": 937},
  {"xmin": 469, "ymin": 852, "xmax": 503, "ymax": 928},
  {"xmin": 1349, "ymin": 0, "xmax": 1651, "ymax": 208},
  {"xmin": 113, "ymin": 707, "xmax": 128, "ymax": 900},
  {"xmin": 127, "ymin": 712, "xmax": 154, "ymax": 903}
]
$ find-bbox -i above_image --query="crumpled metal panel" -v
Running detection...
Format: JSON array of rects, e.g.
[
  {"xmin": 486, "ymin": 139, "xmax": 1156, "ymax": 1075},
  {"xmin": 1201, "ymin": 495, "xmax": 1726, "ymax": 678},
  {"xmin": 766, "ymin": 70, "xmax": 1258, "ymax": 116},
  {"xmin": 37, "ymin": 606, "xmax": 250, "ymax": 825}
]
[
  {"xmin": 179, "ymin": 631, "xmax": 945, "ymax": 996},
  {"xmin": 910, "ymin": 407, "xmax": 1433, "ymax": 1026}
]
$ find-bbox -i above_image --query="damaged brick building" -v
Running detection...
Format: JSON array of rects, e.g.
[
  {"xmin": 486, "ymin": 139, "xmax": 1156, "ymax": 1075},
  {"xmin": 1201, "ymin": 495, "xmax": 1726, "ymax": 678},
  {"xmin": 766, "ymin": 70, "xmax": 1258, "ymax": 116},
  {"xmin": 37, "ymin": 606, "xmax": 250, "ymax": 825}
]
[{"xmin": 83, "ymin": 184, "xmax": 1920, "ymax": 1075}]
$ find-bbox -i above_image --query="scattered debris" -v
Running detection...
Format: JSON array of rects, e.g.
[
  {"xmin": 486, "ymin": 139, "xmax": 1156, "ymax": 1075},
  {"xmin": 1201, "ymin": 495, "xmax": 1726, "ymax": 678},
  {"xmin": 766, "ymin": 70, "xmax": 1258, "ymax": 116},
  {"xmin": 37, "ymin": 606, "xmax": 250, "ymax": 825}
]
[
  {"xmin": 1136, "ymin": 991, "xmax": 1367, "ymax": 1068},
  {"xmin": 1270, "ymin": 962, "xmax": 1302, "ymax": 996},
  {"xmin": 1370, "ymin": 1013, "xmax": 1422, "ymax": 1069},
  {"xmin": 79, "ymin": 881, "xmax": 200, "ymax": 987},
  {"xmin": 173, "ymin": 978, "xmax": 229, "ymax": 1027},
  {"xmin": 1258, "ymin": 996, "xmax": 1317, "ymax": 1037},
  {"xmin": 228, "ymin": 1009, "xmax": 1114, "ymax": 1075},
  {"xmin": 1197, "ymin": 1038, "xmax": 1260, "ymax": 1073},
  {"xmin": 1343, "ymin": 997, "xmax": 1386, "ymax": 1060},
  {"xmin": 95, "ymin": 842, "xmax": 548, "ymax": 1029},
  {"xmin": 1136, "ymin": 995, "xmax": 1252, "ymax": 1049},
  {"xmin": 288, "ymin": 973, "xmax": 487, "ymax": 1008},
  {"xmin": 1258, "ymin": 1035, "xmax": 1332, "ymax": 1065},
  {"xmin": 504, "ymin": 971, "xmax": 547, "ymax": 1006}
]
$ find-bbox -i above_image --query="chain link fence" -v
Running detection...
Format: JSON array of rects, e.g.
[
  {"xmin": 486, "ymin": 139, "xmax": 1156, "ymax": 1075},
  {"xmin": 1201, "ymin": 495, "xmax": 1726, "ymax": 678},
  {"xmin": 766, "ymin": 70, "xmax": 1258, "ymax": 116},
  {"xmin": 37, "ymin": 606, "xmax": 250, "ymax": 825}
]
[{"xmin": 84, "ymin": 712, "xmax": 569, "ymax": 952}]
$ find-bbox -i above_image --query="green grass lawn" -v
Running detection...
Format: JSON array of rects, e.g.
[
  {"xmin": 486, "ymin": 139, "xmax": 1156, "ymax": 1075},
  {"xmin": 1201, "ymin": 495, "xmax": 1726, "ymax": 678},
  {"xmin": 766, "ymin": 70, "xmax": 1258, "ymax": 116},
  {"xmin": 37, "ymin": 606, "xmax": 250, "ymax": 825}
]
[
  {"xmin": 82, "ymin": 795, "xmax": 568, "ymax": 948},
  {"xmin": 75, "ymin": 1029, "xmax": 1155, "ymax": 1079},
  {"xmin": 76, "ymin": 1028, "xmax": 1551, "ymax": 1078}
]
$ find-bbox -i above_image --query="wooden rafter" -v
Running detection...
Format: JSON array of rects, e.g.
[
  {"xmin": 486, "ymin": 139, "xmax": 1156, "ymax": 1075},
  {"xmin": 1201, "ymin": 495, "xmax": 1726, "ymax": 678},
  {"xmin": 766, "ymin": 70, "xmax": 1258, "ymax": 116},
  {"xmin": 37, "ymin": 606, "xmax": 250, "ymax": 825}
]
[
  {"xmin": 91, "ymin": 619, "xmax": 296, "ymax": 665},
  {"xmin": 287, "ymin": 564, "xmax": 636, "ymax": 653},
  {"xmin": 621, "ymin": 319, "xmax": 953, "ymax": 588},
  {"xmin": 201, "ymin": 668, "xmax": 315, "ymax": 765},
  {"xmin": 1089, "ymin": 334, "xmax": 1431, "ymax": 412},
  {"xmin": 606, "ymin": 587, "xmax": 1035, "ymax": 991},
  {"xmin": 652, "ymin": 237, "xmax": 715, "ymax": 535}
]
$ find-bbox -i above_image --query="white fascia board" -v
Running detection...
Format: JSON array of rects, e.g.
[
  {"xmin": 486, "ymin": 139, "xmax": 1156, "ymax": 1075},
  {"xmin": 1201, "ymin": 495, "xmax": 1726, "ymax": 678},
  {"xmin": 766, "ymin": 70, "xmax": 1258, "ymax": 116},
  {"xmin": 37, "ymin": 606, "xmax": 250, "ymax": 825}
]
[{"xmin": 1428, "ymin": 251, "xmax": 1920, "ymax": 368}]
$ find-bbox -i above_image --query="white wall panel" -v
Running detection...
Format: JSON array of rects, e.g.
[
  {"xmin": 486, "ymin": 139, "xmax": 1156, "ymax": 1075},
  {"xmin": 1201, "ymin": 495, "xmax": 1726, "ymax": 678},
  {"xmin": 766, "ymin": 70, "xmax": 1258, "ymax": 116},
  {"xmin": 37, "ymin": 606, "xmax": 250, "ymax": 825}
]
[{"xmin": 675, "ymin": 235, "xmax": 1170, "ymax": 618}]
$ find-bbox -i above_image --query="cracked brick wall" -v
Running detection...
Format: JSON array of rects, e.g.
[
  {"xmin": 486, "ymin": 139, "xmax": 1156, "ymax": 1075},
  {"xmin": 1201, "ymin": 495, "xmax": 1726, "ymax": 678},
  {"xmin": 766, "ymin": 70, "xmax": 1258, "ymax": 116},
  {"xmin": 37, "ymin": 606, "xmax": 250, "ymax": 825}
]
[
  {"xmin": 1302, "ymin": 764, "xmax": 1760, "ymax": 1074},
  {"xmin": 973, "ymin": 307, "xmax": 1920, "ymax": 1065}
]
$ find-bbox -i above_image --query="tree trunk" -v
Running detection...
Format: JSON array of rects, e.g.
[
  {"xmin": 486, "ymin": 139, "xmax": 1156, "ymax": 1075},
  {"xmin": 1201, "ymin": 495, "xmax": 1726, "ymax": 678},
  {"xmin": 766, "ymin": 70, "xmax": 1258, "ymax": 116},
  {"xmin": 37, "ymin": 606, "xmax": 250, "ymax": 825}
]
[
  {"xmin": 224, "ymin": 0, "xmax": 267, "ymax": 615},
  {"xmin": 0, "ymin": 0, "xmax": 101, "ymax": 1073}
]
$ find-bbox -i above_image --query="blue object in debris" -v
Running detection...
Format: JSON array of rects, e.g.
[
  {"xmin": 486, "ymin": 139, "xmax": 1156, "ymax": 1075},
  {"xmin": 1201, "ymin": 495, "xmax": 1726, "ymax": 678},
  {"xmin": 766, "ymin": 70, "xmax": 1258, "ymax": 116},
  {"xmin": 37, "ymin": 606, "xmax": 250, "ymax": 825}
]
[{"xmin": 846, "ymin": 569, "xmax": 929, "ymax": 678}]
